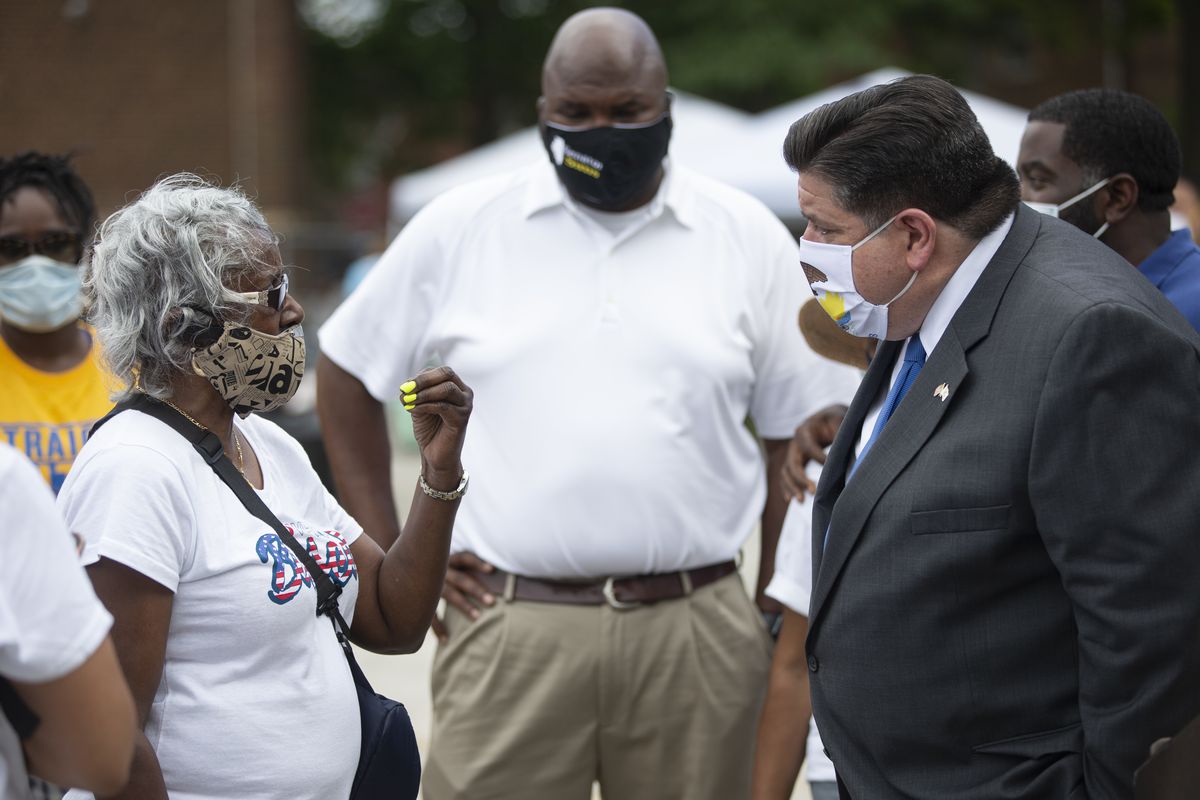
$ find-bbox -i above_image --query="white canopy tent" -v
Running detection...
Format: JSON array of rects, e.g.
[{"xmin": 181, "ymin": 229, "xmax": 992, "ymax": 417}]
[{"xmin": 389, "ymin": 68, "xmax": 1031, "ymax": 227}]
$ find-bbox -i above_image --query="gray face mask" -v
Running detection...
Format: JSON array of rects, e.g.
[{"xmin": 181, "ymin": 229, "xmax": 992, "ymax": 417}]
[
  {"xmin": 1025, "ymin": 178, "xmax": 1112, "ymax": 239},
  {"xmin": 191, "ymin": 322, "xmax": 305, "ymax": 418},
  {"xmin": 0, "ymin": 254, "xmax": 82, "ymax": 332}
]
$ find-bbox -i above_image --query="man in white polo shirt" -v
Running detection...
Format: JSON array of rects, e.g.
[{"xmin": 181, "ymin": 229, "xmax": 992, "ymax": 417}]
[{"xmin": 317, "ymin": 8, "xmax": 858, "ymax": 799}]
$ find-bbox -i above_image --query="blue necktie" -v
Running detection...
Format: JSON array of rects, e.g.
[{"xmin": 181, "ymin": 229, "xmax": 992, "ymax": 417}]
[
  {"xmin": 849, "ymin": 334, "xmax": 926, "ymax": 479},
  {"xmin": 824, "ymin": 335, "xmax": 926, "ymax": 552}
]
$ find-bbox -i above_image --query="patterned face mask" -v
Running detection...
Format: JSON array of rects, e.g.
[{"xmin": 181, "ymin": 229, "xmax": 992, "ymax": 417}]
[
  {"xmin": 191, "ymin": 322, "xmax": 305, "ymax": 418},
  {"xmin": 799, "ymin": 214, "xmax": 914, "ymax": 341}
]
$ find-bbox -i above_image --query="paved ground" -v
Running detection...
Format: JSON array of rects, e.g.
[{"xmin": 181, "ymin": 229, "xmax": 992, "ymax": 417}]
[{"xmin": 355, "ymin": 444, "xmax": 812, "ymax": 800}]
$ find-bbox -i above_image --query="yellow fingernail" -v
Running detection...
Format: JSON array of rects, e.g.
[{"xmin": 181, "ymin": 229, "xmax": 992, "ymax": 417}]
[
  {"xmin": 404, "ymin": 403, "xmax": 415, "ymax": 411},
  {"xmin": 402, "ymin": 393, "xmax": 417, "ymax": 404},
  {"xmin": 400, "ymin": 380, "xmax": 417, "ymax": 394}
]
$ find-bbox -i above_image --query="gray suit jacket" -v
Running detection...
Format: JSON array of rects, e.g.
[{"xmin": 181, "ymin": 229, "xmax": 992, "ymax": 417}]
[{"xmin": 808, "ymin": 205, "xmax": 1200, "ymax": 800}]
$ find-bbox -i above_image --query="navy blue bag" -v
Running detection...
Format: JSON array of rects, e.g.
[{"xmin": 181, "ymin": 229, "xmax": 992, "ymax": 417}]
[
  {"xmin": 0, "ymin": 676, "xmax": 38, "ymax": 739},
  {"xmin": 94, "ymin": 395, "xmax": 421, "ymax": 799}
]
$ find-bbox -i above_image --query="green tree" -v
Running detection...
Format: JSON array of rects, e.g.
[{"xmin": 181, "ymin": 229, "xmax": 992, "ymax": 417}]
[{"xmin": 303, "ymin": 0, "xmax": 1184, "ymax": 191}]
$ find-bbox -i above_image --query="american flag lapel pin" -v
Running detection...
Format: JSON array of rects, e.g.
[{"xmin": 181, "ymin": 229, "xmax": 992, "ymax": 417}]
[{"xmin": 934, "ymin": 383, "xmax": 950, "ymax": 402}]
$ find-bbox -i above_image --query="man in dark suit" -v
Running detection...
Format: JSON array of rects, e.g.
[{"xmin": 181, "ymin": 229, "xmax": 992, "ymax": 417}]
[{"xmin": 786, "ymin": 74, "xmax": 1200, "ymax": 799}]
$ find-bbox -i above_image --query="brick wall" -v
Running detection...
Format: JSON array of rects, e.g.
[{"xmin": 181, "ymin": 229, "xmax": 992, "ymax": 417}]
[{"xmin": 0, "ymin": 0, "xmax": 308, "ymax": 226}]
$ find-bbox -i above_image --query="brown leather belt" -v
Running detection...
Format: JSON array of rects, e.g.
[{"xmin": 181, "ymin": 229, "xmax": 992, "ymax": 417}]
[{"xmin": 474, "ymin": 560, "xmax": 738, "ymax": 609}]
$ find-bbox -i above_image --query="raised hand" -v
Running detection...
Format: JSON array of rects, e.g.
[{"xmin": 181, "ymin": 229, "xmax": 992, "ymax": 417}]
[{"xmin": 400, "ymin": 366, "xmax": 473, "ymax": 490}]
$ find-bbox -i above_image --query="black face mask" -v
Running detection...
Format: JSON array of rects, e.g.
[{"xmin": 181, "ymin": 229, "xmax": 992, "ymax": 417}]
[{"xmin": 540, "ymin": 114, "xmax": 672, "ymax": 211}]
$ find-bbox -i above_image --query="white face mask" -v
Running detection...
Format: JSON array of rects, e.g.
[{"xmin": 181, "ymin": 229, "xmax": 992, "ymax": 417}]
[
  {"xmin": 799, "ymin": 214, "xmax": 916, "ymax": 340},
  {"xmin": 1024, "ymin": 177, "xmax": 1111, "ymax": 239},
  {"xmin": 0, "ymin": 254, "xmax": 82, "ymax": 332}
]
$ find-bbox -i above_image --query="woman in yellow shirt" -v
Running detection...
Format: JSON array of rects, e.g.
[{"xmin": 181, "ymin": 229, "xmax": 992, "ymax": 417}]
[{"xmin": 0, "ymin": 152, "xmax": 112, "ymax": 492}]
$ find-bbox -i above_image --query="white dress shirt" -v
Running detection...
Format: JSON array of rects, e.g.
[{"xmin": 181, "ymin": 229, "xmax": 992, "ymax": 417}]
[
  {"xmin": 855, "ymin": 214, "xmax": 1015, "ymax": 457},
  {"xmin": 321, "ymin": 159, "xmax": 861, "ymax": 578}
]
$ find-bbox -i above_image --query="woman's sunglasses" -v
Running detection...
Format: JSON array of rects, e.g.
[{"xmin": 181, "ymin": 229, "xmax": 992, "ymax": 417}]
[{"xmin": 233, "ymin": 271, "xmax": 289, "ymax": 312}]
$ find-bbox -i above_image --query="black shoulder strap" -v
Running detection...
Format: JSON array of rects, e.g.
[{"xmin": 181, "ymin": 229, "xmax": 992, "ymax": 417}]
[{"xmin": 93, "ymin": 394, "xmax": 344, "ymax": 621}]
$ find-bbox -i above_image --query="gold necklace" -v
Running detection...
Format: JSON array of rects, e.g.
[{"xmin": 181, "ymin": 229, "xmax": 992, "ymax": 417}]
[
  {"xmin": 233, "ymin": 430, "xmax": 245, "ymax": 475},
  {"xmin": 162, "ymin": 397, "xmax": 246, "ymax": 476}
]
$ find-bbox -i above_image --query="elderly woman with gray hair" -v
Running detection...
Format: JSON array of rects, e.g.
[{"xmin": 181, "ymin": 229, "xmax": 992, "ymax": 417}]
[{"xmin": 57, "ymin": 174, "xmax": 472, "ymax": 800}]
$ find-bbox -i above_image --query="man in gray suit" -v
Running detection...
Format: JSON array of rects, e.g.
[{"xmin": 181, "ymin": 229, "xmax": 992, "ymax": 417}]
[{"xmin": 787, "ymin": 74, "xmax": 1200, "ymax": 799}]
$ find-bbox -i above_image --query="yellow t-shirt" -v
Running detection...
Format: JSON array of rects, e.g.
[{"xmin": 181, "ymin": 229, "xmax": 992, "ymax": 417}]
[{"xmin": 0, "ymin": 327, "xmax": 115, "ymax": 492}]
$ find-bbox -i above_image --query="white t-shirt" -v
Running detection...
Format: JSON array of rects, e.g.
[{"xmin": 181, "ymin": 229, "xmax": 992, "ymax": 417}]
[
  {"xmin": 0, "ymin": 443, "xmax": 113, "ymax": 800},
  {"xmin": 57, "ymin": 411, "xmax": 364, "ymax": 800},
  {"xmin": 766, "ymin": 466, "xmax": 836, "ymax": 784},
  {"xmin": 321, "ymin": 160, "xmax": 862, "ymax": 578}
]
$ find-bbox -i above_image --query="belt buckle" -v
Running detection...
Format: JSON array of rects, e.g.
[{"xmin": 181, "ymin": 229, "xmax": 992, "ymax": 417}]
[{"xmin": 602, "ymin": 576, "xmax": 641, "ymax": 610}]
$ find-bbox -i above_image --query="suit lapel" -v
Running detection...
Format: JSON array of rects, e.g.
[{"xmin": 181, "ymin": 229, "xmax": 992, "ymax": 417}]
[
  {"xmin": 808, "ymin": 206, "xmax": 1042, "ymax": 627},
  {"xmin": 808, "ymin": 332, "xmax": 968, "ymax": 623},
  {"xmin": 811, "ymin": 338, "xmax": 901, "ymax": 577}
]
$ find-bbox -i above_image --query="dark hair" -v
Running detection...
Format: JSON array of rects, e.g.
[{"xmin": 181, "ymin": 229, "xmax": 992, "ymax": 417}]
[
  {"xmin": 1028, "ymin": 89, "xmax": 1180, "ymax": 213},
  {"xmin": 0, "ymin": 151, "xmax": 96, "ymax": 239},
  {"xmin": 783, "ymin": 75, "xmax": 1019, "ymax": 239}
]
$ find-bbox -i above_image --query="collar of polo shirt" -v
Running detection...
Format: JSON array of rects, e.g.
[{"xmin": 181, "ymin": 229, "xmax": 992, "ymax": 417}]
[{"xmin": 522, "ymin": 158, "xmax": 697, "ymax": 229}]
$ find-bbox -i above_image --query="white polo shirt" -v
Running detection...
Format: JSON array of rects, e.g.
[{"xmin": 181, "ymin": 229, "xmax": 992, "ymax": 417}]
[{"xmin": 320, "ymin": 159, "xmax": 861, "ymax": 578}]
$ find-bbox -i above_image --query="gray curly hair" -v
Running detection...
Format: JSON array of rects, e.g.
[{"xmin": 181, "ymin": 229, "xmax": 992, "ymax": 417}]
[{"xmin": 84, "ymin": 173, "xmax": 278, "ymax": 401}]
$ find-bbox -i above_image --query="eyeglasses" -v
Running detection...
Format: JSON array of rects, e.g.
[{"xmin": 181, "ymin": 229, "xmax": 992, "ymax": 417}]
[
  {"xmin": 0, "ymin": 231, "xmax": 82, "ymax": 265},
  {"xmin": 233, "ymin": 271, "xmax": 289, "ymax": 312}
]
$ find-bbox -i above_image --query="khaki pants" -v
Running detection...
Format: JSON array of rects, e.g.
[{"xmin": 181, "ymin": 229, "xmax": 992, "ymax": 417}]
[{"xmin": 422, "ymin": 572, "xmax": 773, "ymax": 800}]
